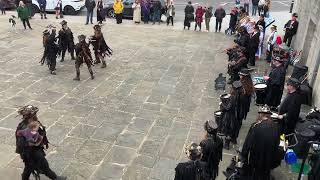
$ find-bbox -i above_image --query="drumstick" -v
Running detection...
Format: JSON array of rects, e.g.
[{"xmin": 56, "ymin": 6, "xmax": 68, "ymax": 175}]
[{"xmin": 301, "ymin": 72, "xmax": 312, "ymax": 84}]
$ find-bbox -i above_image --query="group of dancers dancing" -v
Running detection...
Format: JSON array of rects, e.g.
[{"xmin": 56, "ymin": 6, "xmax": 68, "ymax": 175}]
[{"xmin": 41, "ymin": 20, "xmax": 112, "ymax": 80}]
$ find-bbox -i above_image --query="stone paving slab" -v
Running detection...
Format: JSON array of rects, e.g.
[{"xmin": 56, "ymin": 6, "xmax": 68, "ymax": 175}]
[{"xmin": 0, "ymin": 12, "xmax": 297, "ymax": 180}]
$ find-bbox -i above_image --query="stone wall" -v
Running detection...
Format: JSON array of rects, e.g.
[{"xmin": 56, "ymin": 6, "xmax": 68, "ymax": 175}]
[{"xmin": 293, "ymin": 0, "xmax": 320, "ymax": 107}]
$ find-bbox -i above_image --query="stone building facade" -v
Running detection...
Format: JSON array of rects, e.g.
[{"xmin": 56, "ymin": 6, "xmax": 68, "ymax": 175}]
[{"xmin": 292, "ymin": 0, "xmax": 320, "ymax": 107}]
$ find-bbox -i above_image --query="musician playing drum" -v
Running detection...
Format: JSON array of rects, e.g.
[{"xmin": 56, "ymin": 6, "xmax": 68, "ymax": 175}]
[{"xmin": 264, "ymin": 55, "xmax": 286, "ymax": 109}]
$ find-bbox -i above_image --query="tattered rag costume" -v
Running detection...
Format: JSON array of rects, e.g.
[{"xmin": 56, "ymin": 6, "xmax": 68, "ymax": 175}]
[
  {"xmin": 74, "ymin": 35, "xmax": 94, "ymax": 81},
  {"xmin": 90, "ymin": 25, "xmax": 112, "ymax": 68},
  {"xmin": 57, "ymin": 20, "xmax": 75, "ymax": 62},
  {"xmin": 44, "ymin": 31, "xmax": 59, "ymax": 75}
]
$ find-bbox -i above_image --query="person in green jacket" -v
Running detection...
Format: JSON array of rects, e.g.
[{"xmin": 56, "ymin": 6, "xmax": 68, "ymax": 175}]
[{"xmin": 17, "ymin": 1, "xmax": 32, "ymax": 30}]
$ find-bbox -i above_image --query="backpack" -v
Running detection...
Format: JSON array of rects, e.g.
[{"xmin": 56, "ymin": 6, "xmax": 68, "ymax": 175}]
[{"xmin": 276, "ymin": 36, "xmax": 282, "ymax": 45}]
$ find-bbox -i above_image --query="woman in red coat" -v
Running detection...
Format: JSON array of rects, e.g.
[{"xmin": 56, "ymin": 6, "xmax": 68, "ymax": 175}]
[{"xmin": 195, "ymin": 5, "xmax": 205, "ymax": 31}]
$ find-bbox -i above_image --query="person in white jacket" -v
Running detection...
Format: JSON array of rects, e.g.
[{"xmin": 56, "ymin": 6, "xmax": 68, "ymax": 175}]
[
  {"xmin": 266, "ymin": 25, "xmax": 277, "ymax": 62},
  {"xmin": 132, "ymin": 0, "xmax": 141, "ymax": 24}
]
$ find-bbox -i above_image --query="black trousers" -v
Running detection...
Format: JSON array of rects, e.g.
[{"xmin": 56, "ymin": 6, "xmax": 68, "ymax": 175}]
[
  {"xmin": 252, "ymin": 169, "xmax": 271, "ymax": 180},
  {"xmin": 195, "ymin": 22, "xmax": 201, "ymax": 30},
  {"xmin": 61, "ymin": 43, "xmax": 75, "ymax": 60},
  {"xmin": 116, "ymin": 13, "xmax": 122, "ymax": 24},
  {"xmin": 167, "ymin": 16, "xmax": 173, "ymax": 26},
  {"xmin": 48, "ymin": 57, "xmax": 56, "ymax": 71},
  {"xmin": 283, "ymin": 33, "xmax": 293, "ymax": 46},
  {"xmin": 39, "ymin": 5, "xmax": 46, "ymax": 17},
  {"xmin": 22, "ymin": 150, "xmax": 57, "ymax": 180},
  {"xmin": 248, "ymin": 51, "xmax": 256, "ymax": 66},
  {"xmin": 22, "ymin": 19, "xmax": 32, "ymax": 29},
  {"xmin": 266, "ymin": 44, "xmax": 274, "ymax": 62},
  {"xmin": 215, "ymin": 19, "xmax": 222, "ymax": 32}
]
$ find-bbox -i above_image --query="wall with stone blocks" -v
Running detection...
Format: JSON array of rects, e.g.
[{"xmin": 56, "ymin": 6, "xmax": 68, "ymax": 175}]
[{"xmin": 293, "ymin": 0, "xmax": 320, "ymax": 107}]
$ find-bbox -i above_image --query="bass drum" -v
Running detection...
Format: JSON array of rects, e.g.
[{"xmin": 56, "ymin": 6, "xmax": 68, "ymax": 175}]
[{"xmin": 254, "ymin": 83, "xmax": 267, "ymax": 106}]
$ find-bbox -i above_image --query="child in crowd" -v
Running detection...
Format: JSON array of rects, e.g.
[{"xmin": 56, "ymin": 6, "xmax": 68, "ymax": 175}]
[{"xmin": 16, "ymin": 121, "xmax": 43, "ymax": 146}]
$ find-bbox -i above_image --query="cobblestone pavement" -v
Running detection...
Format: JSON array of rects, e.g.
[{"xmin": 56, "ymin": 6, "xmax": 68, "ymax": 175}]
[{"xmin": 0, "ymin": 13, "xmax": 297, "ymax": 180}]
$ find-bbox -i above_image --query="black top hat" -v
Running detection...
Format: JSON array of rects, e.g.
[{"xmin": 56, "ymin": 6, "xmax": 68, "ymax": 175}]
[
  {"xmin": 292, "ymin": 13, "xmax": 298, "ymax": 17},
  {"xmin": 258, "ymin": 105, "xmax": 272, "ymax": 115},
  {"xmin": 204, "ymin": 119, "xmax": 218, "ymax": 131},
  {"xmin": 287, "ymin": 77, "xmax": 300, "ymax": 88},
  {"xmin": 60, "ymin": 20, "xmax": 67, "ymax": 25},
  {"xmin": 43, "ymin": 29, "xmax": 50, "ymax": 35},
  {"xmin": 232, "ymin": 80, "xmax": 243, "ymax": 89},
  {"xmin": 239, "ymin": 68, "xmax": 250, "ymax": 76},
  {"xmin": 78, "ymin": 34, "xmax": 86, "ymax": 41},
  {"xmin": 93, "ymin": 24, "xmax": 101, "ymax": 31}
]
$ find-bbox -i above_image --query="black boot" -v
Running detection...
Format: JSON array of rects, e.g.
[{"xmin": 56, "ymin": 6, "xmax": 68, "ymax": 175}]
[
  {"xmin": 73, "ymin": 72, "xmax": 80, "ymax": 81},
  {"xmin": 101, "ymin": 61, "xmax": 106, "ymax": 68},
  {"xmin": 224, "ymin": 137, "xmax": 231, "ymax": 150},
  {"xmin": 71, "ymin": 52, "xmax": 75, "ymax": 60},
  {"xmin": 89, "ymin": 68, "xmax": 94, "ymax": 79},
  {"xmin": 55, "ymin": 176, "xmax": 67, "ymax": 180}
]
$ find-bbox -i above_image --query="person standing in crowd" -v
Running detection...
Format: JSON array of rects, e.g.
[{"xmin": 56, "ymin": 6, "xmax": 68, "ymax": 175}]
[
  {"xmin": 0, "ymin": 0, "xmax": 6, "ymax": 15},
  {"xmin": 256, "ymin": 14, "xmax": 265, "ymax": 31},
  {"xmin": 204, "ymin": 6, "xmax": 212, "ymax": 32},
  {"xmin": 214, "ymin": 5, "xmax": 226, "ymax": 33},
  {"xmin": 220, "ymin": 81, "xmax": 243, "ymax": 149},
  {"xmin": 283, "ymin": 13, "xmax": 299, "ymax": 47},
  {"xmin": 132, "ymin": 0, "xmax": 141, "ymax": 24},
  {"xmin": 97, "ymin": 0, "xmax": 104, "ymax": 24},
  {"xmin": 258, "ymin": 0, "xmax": 265, "ymax": 16},
  {"xmin": 263, "ymin": 0, "xmax": 270, "ymax": 17},
  {"xmin": 57, "ymin": 20, "xmax": 75, "ymax": 62},
  {"xmin": 248, "ymin": 26, "xmax": 260, "ymax": 66},
  {"xmin": 85, "ymin": 0, "xmax": 96, "ymax": 24},
  {"xmin": 17, "ymin": 1, "xmax": 32, "ymax": 30},
  {"xmin": 114, "ymin": 0, "xmax": 124, "ymax": 24},
  {"xmin": 184, "ymin": 1, "xmax": 194, "ymax": 30},
  {"xmin": 256, "ymin": 25, "xmax": 264, "ymax": 60},
  {"xmin": 152, "ymin": 0, "xmax": 161, "ymax": 25},
  {"xmin": 228, "ymin": 7, "xmax": 238, "ymax": 35},
  {"xmin": 235, "ymin": 0, "xmax": 240, "ymax": 8},
  {"xmin": 166, "ymin": 1, "xmax": 175, "ymax": 26},
  {"xmin": 174, "ymin": 142, "xmax": 209, "ymax": 180},
  {"xmin": 194, "ymin": 5, "xmax": 204, "ymax": 31},
  {"xmin": 266, "ymin": 25, "xmax": 277, "ymax": 62},
  {"xmin": 278, "ymin": 78, "xmax": 302, "ymax": 134},
  {"xmin": 55, "ymin": 0, "xmax": 62, "ymax": 19},
  {"xmin": 264, "ymin": 56, "xmax": 286, "ymax": 108},
  {"xmin": 141, "ymin": 0, "xmax": 150, "ymax": 24},
  {"xmin": 252, "ymin": 0, "xmax": 259, "ymax": 16},
  {"xmin": 37, "ymin": 0, "xmax": 47, "ymax": 19},
  {"xmin": 239, "ymin": 68, "xmax": 255, "ymax": 120},
  {"xmin": 16, "ymin": 105, "xmax": 67, "ymax": 180},
  {"xmin": 241, "ymin": 106, "xmax": 280, "ymax": 180},
  {"xmin": 200, "ymin": 119, "xmax": 223, "ymax": 180},
  {"xmin": 243, "ymin": 0, "xmax": 249, "ymax": 13}
]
